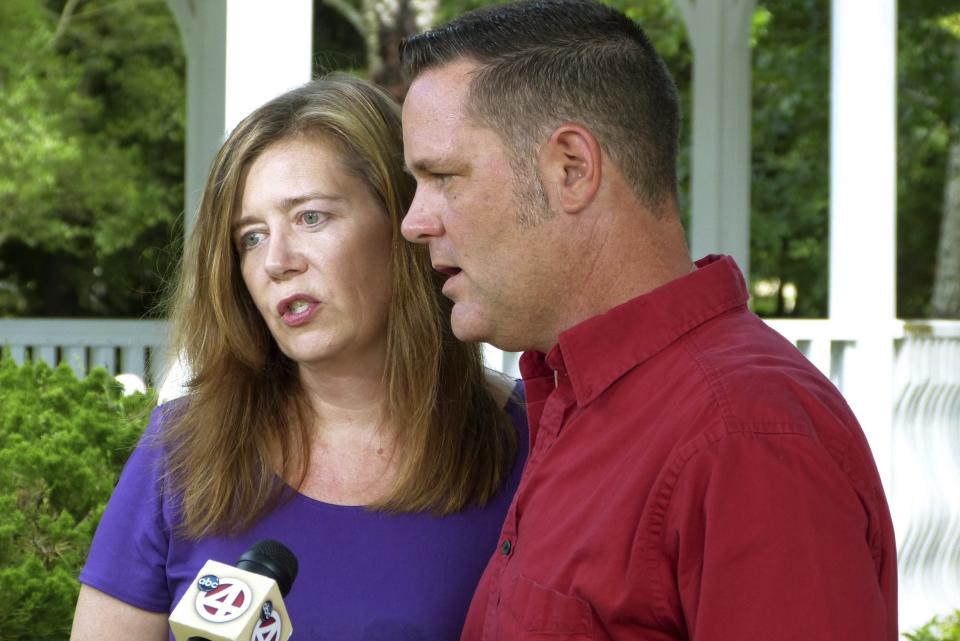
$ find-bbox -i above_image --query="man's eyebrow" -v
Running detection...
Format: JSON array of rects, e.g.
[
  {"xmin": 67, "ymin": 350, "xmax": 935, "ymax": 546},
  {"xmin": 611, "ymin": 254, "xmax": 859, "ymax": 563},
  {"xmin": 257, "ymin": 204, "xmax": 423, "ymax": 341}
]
[{"xmin": 407, "ymin": 158, "xmax": 443, "ymax": 175}]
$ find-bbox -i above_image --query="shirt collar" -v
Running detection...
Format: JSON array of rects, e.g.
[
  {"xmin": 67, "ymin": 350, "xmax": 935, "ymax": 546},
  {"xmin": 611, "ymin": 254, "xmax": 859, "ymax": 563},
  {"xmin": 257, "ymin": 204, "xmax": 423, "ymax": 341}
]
[{"xmin": 520, "ymin": 254, "xmax": 749, "ymax": 407}]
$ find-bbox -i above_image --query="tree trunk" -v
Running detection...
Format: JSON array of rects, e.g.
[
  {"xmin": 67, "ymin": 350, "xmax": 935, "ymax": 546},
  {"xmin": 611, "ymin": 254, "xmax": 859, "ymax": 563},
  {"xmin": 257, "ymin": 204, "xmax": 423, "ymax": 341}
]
[
  {"xmin": 322, "ymin": 0, "xmax": 434, "ymax": 101},
  {"xmin": 931, "ymin": 129, "xmax": 960, "ymax": 317},
  {"xmin": 370, "ymin": 0, "xmax": 417, "ymax": 101},
  {"xmin": 365, "ymin": 0, "xmax": 435, "ymax": 101},
  {"xmin": 931, "ymin": 42, "xmax": 960, "ymax": 318}
]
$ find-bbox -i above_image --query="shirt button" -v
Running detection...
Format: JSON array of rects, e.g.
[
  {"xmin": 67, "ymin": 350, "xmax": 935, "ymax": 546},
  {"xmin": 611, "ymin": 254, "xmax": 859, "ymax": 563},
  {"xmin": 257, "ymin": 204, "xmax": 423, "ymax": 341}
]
[{"xmin": 501, "ymin": 539, "xmax": 512, "ymax": 556}]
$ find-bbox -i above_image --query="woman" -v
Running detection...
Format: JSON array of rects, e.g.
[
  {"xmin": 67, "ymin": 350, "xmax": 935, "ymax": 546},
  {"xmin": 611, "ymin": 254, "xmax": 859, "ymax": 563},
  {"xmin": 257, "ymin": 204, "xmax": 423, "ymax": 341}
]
[{"xmin": 70, "ymin": 75, "xmax": 525, "ymax": 640}]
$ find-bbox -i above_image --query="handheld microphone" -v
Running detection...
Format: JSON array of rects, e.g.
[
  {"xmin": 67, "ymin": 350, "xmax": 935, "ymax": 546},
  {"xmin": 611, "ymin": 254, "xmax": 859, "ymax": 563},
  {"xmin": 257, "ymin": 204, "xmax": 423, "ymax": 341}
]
[{"xmin": 168, "ymin": 540, "xmax": 298, "ymax": 641}]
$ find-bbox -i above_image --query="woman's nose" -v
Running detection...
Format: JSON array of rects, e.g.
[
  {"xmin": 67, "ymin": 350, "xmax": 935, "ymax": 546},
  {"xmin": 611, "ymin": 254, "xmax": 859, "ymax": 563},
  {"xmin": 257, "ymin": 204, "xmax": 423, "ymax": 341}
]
[{"xmin": 264, "ymin": 228, "xmax": 307, "ymax": 279}]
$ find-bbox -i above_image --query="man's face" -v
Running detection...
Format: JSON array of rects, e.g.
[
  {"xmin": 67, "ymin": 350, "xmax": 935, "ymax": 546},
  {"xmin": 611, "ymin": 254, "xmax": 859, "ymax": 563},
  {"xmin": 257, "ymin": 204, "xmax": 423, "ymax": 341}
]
[{"xmin": 401, "ymin": 60, "xmax": 557, "ymax": 352}]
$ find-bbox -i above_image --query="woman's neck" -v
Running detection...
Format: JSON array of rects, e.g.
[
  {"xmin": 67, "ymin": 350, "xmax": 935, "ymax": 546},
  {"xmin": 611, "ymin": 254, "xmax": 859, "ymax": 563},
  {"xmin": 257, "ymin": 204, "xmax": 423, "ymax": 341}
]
[{"xmin": 290, "ymin": 360, "xmax": 401, "ymax": 505}]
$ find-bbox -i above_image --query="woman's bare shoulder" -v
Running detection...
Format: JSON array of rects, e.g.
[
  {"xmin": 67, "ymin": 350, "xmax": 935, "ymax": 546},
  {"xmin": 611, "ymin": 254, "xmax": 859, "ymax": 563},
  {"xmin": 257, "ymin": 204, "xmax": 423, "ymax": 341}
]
[{"xmin": 484, "ymin": 368, "xmax": 517, "ymax": 409}]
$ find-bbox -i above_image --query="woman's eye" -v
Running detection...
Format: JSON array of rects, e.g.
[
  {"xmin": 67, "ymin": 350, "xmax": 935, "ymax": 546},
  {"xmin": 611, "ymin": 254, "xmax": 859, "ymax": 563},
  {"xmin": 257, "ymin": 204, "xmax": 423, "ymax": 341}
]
[
  {"xmin": 240, "ymin": 231, "xmax": 264, "ymax": 249},
  {"xmin": 302, "ymin": 211, "xmax": 325, "ymax": 225}
]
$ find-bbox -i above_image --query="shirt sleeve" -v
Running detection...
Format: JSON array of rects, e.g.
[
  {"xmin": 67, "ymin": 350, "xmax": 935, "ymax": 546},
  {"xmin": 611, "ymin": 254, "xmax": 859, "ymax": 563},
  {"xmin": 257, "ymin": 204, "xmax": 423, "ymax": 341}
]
[
  {"xmin": 78, "ymin": 403, "xmax": 176, "ymax": 612},
  {"xmin": 665, "ymin": 430, "xmax": 890, "ymax": 641}
]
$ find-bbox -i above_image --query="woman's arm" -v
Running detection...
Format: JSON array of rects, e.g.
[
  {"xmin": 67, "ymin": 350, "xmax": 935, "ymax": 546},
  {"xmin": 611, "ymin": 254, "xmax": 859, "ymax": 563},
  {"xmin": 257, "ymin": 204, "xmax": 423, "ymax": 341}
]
[{"xmin": 70, "ymin": 585, "xmax": 169, "ymax": 641}]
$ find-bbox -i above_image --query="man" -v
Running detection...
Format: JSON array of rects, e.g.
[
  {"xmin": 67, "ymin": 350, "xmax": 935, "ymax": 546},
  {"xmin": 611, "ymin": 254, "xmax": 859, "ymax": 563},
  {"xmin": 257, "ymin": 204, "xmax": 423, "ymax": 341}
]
[{"xmin": 399, "ymin": 1, "xmax": 898, "ymax": 638}]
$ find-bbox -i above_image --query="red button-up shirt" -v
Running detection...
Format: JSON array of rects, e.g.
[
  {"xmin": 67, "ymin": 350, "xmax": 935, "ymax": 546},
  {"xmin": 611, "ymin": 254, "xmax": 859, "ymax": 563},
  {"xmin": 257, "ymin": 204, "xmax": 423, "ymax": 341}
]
[{"xmin": 461, "ymin": 255, "xmax": 897, "ymax": 641}]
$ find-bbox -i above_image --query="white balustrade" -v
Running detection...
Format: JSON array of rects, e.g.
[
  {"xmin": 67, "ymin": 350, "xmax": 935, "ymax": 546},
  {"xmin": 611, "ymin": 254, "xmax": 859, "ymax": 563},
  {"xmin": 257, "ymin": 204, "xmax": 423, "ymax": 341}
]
[{"xmin": 892, "ymin": 323, "xmax": 960, "ymax": 631}]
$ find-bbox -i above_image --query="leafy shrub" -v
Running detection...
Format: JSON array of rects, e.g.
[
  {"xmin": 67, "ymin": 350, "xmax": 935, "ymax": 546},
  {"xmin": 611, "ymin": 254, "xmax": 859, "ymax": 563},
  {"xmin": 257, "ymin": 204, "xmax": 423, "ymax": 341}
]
[
  {"xmin": 0, "ymin": 352, "xmax": 153, "ymax": 640},
  {"xmin": 905, "ymin": 611, "xmax": 960, "ymax": 641},
  {"xmin": 903, "ymin": 610, "xmax": 960, "ymax": 641}
]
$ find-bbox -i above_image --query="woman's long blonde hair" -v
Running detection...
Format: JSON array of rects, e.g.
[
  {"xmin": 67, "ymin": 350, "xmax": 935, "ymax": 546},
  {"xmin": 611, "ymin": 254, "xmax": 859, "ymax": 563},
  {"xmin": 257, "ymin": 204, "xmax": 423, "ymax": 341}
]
[{"xmin": 163, "ymin": 75, "xmax": 516, "ymax": 538}]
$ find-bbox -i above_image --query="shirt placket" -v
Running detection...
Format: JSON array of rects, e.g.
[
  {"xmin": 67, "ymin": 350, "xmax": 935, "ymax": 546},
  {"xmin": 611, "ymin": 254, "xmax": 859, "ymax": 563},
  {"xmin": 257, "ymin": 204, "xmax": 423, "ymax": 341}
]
[{"xmin": 484, "ymin": 366, "xmax": 576, "ymax": 640}]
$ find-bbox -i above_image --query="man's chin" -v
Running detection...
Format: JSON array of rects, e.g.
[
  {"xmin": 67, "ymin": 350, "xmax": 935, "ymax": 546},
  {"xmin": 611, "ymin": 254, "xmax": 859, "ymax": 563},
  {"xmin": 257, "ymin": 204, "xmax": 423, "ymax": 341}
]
[
  {"xmin": 450, "ymin": 307, "xmax": 494, "ymax": 345},
  {"xmin": 450, "ymin": 320, "xmax": 488, "ymax": 345},
  {"xmin": 450, "ymin": 311, "xmax": 528, "ymax": 353}
]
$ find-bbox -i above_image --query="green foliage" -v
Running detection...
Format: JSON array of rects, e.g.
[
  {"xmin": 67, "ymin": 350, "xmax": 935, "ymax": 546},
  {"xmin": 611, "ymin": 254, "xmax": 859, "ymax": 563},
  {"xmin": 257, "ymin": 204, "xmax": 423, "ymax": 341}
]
[
  {"xmin": 0, "ymin": 0, "xmax": 184, "ymax": 317},
  {"xmin": 905, "ymin": 610, "xmax": 960, "ymax": 641},
  {"xmin": 749, "ymin": 0, "xmax": 831, "ymax": 317},
  {"xmin": 0, "ymin": 351, "xmax": 153, "ymax": 639}
]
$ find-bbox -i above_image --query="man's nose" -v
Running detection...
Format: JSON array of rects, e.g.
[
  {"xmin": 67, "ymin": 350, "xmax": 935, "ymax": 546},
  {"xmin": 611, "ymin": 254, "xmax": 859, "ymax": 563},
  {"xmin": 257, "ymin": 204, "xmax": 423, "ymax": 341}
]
[{"xmin": 401, "ymin": 189, "xmax": 444, "ymax": 243}]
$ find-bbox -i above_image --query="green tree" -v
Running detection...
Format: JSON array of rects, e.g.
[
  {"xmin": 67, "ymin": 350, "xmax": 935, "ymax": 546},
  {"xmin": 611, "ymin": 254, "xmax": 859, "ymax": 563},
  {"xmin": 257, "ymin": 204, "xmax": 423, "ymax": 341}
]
[{"xmin": 0, "ymin": 0, "xmax": 184, "ymax": 318}]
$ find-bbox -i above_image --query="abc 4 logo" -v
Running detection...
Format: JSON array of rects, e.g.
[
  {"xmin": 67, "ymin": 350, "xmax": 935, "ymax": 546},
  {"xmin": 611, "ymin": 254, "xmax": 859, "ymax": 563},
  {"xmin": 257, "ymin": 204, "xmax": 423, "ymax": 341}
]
[{"xmin": 195, "ymin": 578, "xmax": 252, "ymax": 623}]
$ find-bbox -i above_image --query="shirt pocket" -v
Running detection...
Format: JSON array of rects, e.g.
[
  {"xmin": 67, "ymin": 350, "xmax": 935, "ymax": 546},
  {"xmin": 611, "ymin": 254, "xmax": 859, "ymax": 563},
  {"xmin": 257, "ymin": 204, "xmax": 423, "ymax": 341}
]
[{"xmin": 507, "ymin": 574, "xmax": 594, "ymax": 637}]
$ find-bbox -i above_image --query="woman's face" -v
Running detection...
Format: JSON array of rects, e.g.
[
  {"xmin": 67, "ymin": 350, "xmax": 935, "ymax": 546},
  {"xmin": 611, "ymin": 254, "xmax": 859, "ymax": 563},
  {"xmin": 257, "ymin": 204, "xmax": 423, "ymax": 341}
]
[{"xmin": 233, "ymin": 136, "xmax": 393, "ymax": 372}]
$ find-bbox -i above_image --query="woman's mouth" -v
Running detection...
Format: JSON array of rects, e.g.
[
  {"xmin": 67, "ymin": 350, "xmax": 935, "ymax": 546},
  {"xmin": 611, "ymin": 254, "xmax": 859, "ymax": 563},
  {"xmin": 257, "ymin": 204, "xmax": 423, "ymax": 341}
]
[
  {"xmin": 287, "ymin": 300, "xmax": 311, "ymax": 314},
  {"xmin": 277, "ymin": 295, "xmax": 320, "ymax": 327}
]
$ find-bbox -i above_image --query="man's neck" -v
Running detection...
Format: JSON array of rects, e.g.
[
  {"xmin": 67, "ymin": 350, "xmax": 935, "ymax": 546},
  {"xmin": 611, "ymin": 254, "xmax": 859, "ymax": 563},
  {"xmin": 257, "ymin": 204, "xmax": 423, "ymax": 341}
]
[{"xmin": 530, "ymin": 199, "xmax": 692, "ymax": 354}]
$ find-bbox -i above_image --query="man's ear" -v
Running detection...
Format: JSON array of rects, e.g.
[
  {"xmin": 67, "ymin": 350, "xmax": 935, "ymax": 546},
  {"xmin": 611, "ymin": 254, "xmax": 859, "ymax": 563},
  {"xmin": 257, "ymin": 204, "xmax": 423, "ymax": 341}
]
[{"xmin": 540, "ymin": 123, "xmax": 602, "ymax": 214}]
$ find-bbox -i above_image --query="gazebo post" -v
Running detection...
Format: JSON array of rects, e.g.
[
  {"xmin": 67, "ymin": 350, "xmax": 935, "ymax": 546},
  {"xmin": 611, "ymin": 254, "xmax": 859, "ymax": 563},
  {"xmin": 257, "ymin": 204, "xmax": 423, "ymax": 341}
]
[
  {"xmin": 160, "ymin": 0, "xmax": 313, "ymax": 401},
  {"xmin": 828, "ymin": 0, "xmax": 897, "ymax": 491},
  {"xmin": 676, "ymin": 0, "xmax": 757, "ymax": 283},
  {"xmin": 166, "ymin": 0, "xmax": 313, "ymax": 235}
]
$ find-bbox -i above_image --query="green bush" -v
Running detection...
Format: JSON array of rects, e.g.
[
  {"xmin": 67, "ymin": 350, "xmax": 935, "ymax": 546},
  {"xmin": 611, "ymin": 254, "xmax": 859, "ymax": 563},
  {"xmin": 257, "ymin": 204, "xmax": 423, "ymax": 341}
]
[
  {"xmin": 906, "ymin": 611, "xmax": 960, "ymax": 641},
  {"xmin": 0, "ymin": 351, "xmax": 153, "ymax": 640}
]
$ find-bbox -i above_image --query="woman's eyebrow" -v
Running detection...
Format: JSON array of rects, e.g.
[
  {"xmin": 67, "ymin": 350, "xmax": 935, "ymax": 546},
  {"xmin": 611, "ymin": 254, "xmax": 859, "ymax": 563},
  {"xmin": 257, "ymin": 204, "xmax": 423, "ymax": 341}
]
[
  {"xmin": 276, "ymin": 190, "xmax": 344, "ymax": 210},
  {"xmin": 232, "ymin": 191, "xmax": 346, "ymax": 230}
]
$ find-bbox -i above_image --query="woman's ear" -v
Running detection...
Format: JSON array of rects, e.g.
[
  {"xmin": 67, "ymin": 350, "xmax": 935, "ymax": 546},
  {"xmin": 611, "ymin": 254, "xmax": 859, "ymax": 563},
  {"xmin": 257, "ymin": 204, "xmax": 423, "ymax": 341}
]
[{"xmin": 539, "ymin": 123, "xmax": 602, "ymax": 214}]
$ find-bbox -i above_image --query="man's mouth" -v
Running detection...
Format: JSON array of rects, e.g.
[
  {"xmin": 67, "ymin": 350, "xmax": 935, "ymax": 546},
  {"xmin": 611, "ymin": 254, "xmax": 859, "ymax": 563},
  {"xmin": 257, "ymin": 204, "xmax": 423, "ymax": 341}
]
[
  {"xmin": 437, "ymin": 267, "xmax": 461, "ymax": 278},
  {"xmin": 434, "ymin": 265, "xmax": 463, "ymax": 298},
  {"xmin": 433, "ymin": 263, "xmax": 462, "ymax": 278}
]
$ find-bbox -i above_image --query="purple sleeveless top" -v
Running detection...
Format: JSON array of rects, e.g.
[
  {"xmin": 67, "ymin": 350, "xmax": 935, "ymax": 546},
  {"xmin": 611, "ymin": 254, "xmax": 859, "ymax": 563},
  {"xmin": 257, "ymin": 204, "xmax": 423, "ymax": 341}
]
[{"xmin": 79, "ymin": 383, "xmax": 527, "ymax": 640}]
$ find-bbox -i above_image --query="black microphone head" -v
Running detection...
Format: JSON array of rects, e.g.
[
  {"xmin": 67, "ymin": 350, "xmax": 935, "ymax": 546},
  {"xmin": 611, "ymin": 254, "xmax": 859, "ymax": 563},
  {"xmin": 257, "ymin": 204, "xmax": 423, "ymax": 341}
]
[{"xmin": 236, "ymin": 539, "xmax": 299, "ymax": 597}]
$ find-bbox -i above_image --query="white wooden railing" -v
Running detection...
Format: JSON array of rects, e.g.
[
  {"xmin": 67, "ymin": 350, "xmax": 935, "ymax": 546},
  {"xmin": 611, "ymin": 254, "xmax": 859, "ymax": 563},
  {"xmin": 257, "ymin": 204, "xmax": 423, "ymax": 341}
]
[
  {"xmin": 0, "ymin": 319, "xmax": 169, "ymax": 387},
  {"xmin": 889, "ymin": 322, "xmax": 960, "ymax": 630},
  {"xmin": 2, "ymin": 316, "xmax": 959, "ymax": 631}
]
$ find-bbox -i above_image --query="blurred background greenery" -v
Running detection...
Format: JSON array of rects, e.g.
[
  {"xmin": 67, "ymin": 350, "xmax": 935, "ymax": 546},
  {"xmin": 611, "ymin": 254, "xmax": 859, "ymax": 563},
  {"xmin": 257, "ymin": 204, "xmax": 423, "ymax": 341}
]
[{"xmin": 1, "ymin": 0, "xmax": 959, "ymax": 320}]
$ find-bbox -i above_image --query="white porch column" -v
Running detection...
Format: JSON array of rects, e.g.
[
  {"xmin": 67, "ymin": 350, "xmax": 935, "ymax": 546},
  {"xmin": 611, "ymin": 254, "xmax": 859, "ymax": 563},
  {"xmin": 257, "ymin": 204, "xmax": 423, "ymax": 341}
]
[
  {"xmin": 676, "ymin": 0, "xmax": 756, "ymax": 280},
  {"xmin": 167, "ymin": 0, "xmax": 313, "ymax": 234},
  {"xmin": 828, "ymin": 0, "xmax": 896, "ymax": 490}
]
